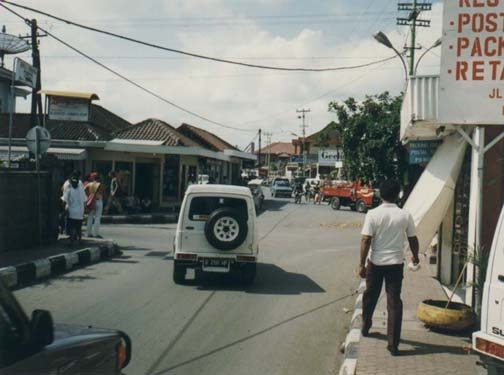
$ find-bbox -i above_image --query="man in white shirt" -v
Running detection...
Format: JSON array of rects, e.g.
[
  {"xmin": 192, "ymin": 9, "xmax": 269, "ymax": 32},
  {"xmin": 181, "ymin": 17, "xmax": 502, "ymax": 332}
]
[
  {"xmin": 359, "ymin": 179, "xmax": 419, "ymax": 356},
  {"xmin": 63, "ymin": 175, "xmax": 86, "ymax": 245}
]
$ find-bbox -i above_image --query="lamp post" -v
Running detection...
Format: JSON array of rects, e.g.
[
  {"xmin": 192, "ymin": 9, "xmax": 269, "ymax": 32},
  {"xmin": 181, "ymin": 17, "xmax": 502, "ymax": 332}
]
[
  {"xmin": 373, "ymin": 31, "xmax": 408, "ymax": 82},
  {"xmin": 414, "ymin": 38, "xmax": 442, "ymax": 75}
]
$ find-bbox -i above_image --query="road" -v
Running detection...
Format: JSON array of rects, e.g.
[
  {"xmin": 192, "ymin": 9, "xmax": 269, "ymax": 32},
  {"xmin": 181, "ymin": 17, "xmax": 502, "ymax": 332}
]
[{"xmin": 15, "ymin": 194, "xmax": 365, "ymax": 375}]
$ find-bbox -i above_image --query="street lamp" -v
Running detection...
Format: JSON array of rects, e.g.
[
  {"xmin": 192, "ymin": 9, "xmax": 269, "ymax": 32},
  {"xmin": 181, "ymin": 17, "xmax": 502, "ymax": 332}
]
[
  {"xmin": 373, "ymin": 31, "xmax": 408, "ymax": 82},
  {"xmin": 413, "ymin": 38, "xmax": 441, "ymax": 75}
]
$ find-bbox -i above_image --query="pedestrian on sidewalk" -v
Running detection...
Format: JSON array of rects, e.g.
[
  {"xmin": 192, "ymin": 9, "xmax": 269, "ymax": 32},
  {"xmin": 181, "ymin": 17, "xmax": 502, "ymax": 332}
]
[
  {"xmin": 358, "ymin": 179, "xmax": 419, "ymax": 356},
  {"xmin": 63, "ymin": 175, "xmax": 86, "ymax": 247},
  {"xmin": 85, "ymin": 172, "xmax": 105, "ymax": 238},
  {"xmin": 104, "ymin": 171, "xmax": 123, "ymax": 214}
]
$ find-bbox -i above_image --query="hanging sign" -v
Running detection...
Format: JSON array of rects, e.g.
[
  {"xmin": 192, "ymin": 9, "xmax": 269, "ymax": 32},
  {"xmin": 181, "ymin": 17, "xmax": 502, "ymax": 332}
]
[
  {"xmin": 439, "ymin": 0, "xmax": 504, "ymax": 124},
  {"xmin": 14, "ymin": 58, "xmax": 37, "ymax": 88}
]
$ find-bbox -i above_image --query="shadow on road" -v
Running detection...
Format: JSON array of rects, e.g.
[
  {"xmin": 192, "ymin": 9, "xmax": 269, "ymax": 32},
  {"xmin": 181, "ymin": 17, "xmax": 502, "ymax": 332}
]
[
  {"xmin": 195, "ymin": 262, "xmax": 325, "ymax": 295},
  {"xmin": 260, "ymin": 198, "xmax": 291, "ymax": 213}
]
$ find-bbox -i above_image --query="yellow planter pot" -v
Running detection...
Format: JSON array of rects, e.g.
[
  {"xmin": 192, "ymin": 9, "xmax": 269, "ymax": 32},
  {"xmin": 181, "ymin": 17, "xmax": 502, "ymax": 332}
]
[{"xmin": 417, "ymin": 299, "xmax": 476, "ymax": 331}]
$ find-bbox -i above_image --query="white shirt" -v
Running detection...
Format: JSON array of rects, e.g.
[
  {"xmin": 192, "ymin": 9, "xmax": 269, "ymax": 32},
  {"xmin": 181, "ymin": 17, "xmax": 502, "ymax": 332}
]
[
  {"xmin": 63, "ymin": 185, "xmax": 87, "ymax": 219},
  {"xmin": 361, "ymin": 203, "xmax": 417, "ymax": 266}
]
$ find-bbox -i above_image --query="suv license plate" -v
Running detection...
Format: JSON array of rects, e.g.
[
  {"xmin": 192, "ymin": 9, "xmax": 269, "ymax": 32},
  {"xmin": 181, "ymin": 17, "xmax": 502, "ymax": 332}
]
[{"xmin": 202, "ymin": 258, "xmax": 230, "ymax": 272}]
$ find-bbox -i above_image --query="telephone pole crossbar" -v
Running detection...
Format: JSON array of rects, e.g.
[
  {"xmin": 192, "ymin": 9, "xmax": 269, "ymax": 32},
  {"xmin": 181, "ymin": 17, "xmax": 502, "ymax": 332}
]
[{"xmin": 396, "ymin": 0, "xmax": 432, "ymax": 76}]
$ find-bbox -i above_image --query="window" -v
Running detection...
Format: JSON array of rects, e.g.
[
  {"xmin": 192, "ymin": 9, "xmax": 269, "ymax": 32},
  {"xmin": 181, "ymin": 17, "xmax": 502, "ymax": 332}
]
[{"xmin": 189, "ymin": 197, "xmax": 248, "ymax": 221}]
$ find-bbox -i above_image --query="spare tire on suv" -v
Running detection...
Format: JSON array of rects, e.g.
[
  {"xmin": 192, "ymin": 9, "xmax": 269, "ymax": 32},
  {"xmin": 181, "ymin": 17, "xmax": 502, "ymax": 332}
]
[{"xmin": 205, "ymin": 207, "xmax": 248, "ymax": 250}]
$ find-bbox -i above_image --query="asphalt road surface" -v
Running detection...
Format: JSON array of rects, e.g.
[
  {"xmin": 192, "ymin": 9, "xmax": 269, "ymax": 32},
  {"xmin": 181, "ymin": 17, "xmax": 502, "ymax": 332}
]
[{"xmin": 15, "ymin": 193, "xmax": 365, "ymax": 375}]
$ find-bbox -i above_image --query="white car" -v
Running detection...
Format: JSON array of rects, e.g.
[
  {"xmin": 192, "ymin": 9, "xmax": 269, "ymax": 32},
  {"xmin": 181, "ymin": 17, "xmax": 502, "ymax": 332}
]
[{"xmin": 173, "ymin": 184, "xmax": 259, "ymax": 284}]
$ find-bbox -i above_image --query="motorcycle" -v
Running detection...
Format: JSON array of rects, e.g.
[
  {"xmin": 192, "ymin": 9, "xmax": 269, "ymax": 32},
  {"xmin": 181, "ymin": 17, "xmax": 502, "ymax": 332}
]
[{"xmin": 294, "ymin": 190, "xmax": 303, "ymax": 204}]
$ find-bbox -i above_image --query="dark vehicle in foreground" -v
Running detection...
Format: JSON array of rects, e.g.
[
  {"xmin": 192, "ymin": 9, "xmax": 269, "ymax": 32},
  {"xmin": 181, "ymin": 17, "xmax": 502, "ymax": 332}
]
[
  {"xmin": 0, "ymin": 279, "xmax": 131, "ymax": 375},
  {"xmin": 270, "ymin": 178, "xmax": 293, "ymax": 198}
]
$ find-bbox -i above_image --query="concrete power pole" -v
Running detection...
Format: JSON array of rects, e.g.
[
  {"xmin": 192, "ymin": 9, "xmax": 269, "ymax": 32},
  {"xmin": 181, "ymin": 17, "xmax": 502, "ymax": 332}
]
[
  {"xmin": 264, "ymin": 132, "xmax": 272, "ymax": 178},
  {"xmin": 296, "ymin": 109, "xmax": 310, "ymax": 177}
]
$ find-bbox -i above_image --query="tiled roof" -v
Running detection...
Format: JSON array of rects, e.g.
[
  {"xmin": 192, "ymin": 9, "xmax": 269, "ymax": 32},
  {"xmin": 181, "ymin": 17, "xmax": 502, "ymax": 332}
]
[
  {"xmin": 256, "ymin": 141, "xmax": 295, "ymax": 155},
  {"xmin": 177, "ymin": 123, "xmax": 238, "ymax": 152},
  {"xmin": 114, "ymin": 118, "xmax": 200, "ymax": 147},
  {"xmin": 0, "ymin": 104, "xmax": 132, "ymax": 142},
  {"xmin": 90, "ymin": 105, "xmax": 131, "ymax": 133}
]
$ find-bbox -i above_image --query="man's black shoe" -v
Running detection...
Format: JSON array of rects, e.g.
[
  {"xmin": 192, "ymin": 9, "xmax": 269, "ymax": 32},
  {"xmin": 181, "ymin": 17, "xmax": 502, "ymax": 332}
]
[
  {"xmin": 387, "ymin": 345, "xmax": 400, "ymax": 356},
  {"xmin": 361, "ymin": 320, "xmax": 372, "ymax": 337}
]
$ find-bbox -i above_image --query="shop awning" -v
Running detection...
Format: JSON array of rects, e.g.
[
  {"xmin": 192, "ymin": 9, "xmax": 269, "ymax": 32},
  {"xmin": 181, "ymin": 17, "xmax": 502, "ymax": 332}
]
[
  {"xmin": 403, "ymin": 133, "xmax": 467, "ymax": 253},
  {"xmin": 0, "ymin": 146, "xmax": 87, "ymax": 161}
]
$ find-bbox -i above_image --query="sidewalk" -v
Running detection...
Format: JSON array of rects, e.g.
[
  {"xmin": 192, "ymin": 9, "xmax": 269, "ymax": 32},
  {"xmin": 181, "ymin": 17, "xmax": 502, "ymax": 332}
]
[
  {"xmin": 0, "ymin": 236, "xmax": 121, "ymax": 289},
  {"xmin": 340, "ymin": 257, "xmax": 484, "ymax": 375}
]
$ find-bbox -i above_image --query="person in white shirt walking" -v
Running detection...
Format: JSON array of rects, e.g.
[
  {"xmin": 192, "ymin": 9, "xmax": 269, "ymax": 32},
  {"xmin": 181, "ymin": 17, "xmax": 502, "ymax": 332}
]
[
  {"xmin": 63, "ymin": 175, "xmax": 86, "ymax": 246},
  {"xmin": 358, "ymin": 179, "xmax": 419, "ymax": 356}
]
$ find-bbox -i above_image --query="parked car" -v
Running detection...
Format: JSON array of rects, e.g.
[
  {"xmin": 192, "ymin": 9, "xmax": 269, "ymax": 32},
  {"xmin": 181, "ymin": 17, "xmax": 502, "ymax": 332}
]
[
  {"xmin": 173, "ymin": 184, "xmax": 259, "ymax": 285},
  {"xmin": 270, "ymin": 178, "xmax": 292, "ymax": 198},
  {"xmin": 0, "ymin": 279, "xmax": 131, "ymax": 375},
  {"xmin": 472, "ymin": 204, "xmax": 504, "ymax": 374},
  {"xmin": 247, "ymin": 179, "xmax": 265, "ymax": 212}
]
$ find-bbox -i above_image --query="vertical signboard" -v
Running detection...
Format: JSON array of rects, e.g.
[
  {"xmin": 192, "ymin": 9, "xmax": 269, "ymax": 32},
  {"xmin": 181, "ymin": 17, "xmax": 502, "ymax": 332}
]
[{"xmin": 439, "ymin": 0, "xmax": 504, "ymax": 124}]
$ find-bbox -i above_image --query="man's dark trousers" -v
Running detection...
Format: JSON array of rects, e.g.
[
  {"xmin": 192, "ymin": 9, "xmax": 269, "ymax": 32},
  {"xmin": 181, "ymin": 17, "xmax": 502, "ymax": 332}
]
[{"xmin": 362, "ymin": 262, "xmax": 404, "ymax": 349}]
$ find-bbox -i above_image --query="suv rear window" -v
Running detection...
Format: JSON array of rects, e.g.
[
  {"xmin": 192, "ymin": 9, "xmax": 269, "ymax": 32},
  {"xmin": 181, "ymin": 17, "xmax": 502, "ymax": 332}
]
[{"xmin": 189, "ymin": 197, "xmax": 248, "ymax": 221}]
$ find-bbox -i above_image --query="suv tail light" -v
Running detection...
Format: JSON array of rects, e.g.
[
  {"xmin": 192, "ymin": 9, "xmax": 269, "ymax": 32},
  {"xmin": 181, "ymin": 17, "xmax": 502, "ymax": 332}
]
[
  {"xmin": 475, "ymin": 337, "xmax": 504, "ymax": 359},
  {"xmin": 176, "ymin": 253, "xmax": 198, "ymax": 260},
  {"xmin": 237, "ymin": 255, "xmax": 256, "ymax": 262}
]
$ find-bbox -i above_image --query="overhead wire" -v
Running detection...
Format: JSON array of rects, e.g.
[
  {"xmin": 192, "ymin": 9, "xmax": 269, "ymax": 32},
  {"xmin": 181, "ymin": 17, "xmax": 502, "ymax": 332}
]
[
  {"xmin": 0, "ymin": 2, "xmax": 258, "ymax": 133},
  {"xmin": 1, "ymin": 0, "xmax": 398, "ymax": 72}
]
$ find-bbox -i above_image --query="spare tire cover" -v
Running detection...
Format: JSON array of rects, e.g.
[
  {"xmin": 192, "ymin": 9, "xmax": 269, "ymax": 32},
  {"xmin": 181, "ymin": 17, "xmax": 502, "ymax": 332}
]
[{"xmin": 204, "ymin": 207, "xmax": 248, "ymax": 250}]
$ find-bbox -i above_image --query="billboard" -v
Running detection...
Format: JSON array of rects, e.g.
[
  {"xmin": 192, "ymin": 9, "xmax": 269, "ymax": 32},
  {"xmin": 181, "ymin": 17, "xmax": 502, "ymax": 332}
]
[
  {"xmin": 439, "ymin": 0, "xmax": 504, "ymax": 124},
  {"xmin": 48, "ymin": 96, "xmax": 90, "ymax": 122}
]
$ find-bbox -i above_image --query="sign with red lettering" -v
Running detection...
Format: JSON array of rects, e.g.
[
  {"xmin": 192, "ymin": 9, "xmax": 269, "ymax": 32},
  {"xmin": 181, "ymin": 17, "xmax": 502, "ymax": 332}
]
[{"xmin": 439, "ymin": 0, "xmax": 504, "ymax": 124}]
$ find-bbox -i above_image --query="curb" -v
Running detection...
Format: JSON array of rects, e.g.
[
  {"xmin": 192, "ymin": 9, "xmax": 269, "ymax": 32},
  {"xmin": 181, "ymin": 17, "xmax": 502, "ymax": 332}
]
[
  {"xmin": 339, "ymin": 279, "xmax": 366, "ymax": 375},
  {"xmin": 100, "ymin": 213, "xmax": 178, "ymax": 225},
  {"xmin": 0, "ymin": 242, "xmax": 121, "ymax": 289}
]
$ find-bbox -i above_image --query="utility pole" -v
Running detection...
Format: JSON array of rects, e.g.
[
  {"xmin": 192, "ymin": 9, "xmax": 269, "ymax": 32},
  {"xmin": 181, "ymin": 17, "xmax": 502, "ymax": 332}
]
[
  {"xmin": 264, "ymin": 132, "xmax": 272, "ymax": 178},
  {"xmin": 258, "ymin": 128, "xmax": 262, "ymax": 170},
  {"xmin": 24, "ymin": 19, "xmax": 46, "ymax": 127},
  {"xmin": 296, "ymin": 109, "xmax": 310, "ymax": 177},
  {"xmin": 397, "ymin": 1, "xmax": 431, "ymax": 76}
]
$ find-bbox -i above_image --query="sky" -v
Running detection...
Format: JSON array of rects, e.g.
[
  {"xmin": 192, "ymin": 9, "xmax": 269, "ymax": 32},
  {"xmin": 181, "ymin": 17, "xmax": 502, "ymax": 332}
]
[{"xmin": 0, "ymin": 0, "xmax": 443, "ymax": 150}]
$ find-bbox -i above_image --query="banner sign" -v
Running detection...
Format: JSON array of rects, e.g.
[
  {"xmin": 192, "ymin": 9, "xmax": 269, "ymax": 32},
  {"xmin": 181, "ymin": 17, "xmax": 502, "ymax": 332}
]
[
  {"xmin": 14, "ymin": 58, "xmax": 37, "ymax": 88},
  {"xmin": 409, "ymin": 140, "xmax": 442, "ymax": 165},
  {"xmin": 318, "ymin": 149, "xmax": 343, "ymax": 165},
  {"xmin": 48, "ymin": 96, "xmax": 90, "ymax": 122},
  {"xmin": 439, "ymin": 0, "xmax": 504, "ymax": 124}
]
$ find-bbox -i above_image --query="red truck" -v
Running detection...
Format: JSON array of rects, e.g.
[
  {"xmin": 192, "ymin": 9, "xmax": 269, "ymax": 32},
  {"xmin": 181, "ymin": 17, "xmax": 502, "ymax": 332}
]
[{"xmin": 321, "ymin": 180, "xmax": 380, "ymax": 213}]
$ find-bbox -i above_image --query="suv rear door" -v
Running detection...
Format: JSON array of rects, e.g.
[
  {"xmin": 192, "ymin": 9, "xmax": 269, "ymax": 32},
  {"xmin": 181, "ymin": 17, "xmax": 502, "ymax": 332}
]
[{"xmin": 180, "ymin": 194, "xmax": 253, "ymax": 254}]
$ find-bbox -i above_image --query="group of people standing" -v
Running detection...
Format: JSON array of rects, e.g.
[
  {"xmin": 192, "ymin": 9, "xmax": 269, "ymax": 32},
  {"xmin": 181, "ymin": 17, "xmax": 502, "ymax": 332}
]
[{"xmin": 60, "ymin": 170, "xmax": 122, "ymax": 245}]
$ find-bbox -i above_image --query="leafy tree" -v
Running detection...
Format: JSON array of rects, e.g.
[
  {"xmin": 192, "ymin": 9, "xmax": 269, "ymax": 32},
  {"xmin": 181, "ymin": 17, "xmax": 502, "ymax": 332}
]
[{"xmin": 328, "ymin": 92, "xmax": 407, "ymax": 185}]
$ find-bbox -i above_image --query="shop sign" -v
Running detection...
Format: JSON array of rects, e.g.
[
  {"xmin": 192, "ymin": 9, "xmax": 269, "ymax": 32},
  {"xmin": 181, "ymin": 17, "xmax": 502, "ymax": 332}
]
[
  {"xmin": 318, "ymin": 149, "xmax": 343, "ymax": 165},
  {"xmin": 409, "ymin": 140, "xmax": 442, "ymax": 164},
  {"xmin": 49, "ymin": 96, "xmax": 90, "ymax": 121},
  {"xmin": 439, "ymin": 0, "xmax": 504, "ymax": 124},
  {"xmin": 14, "ymin": 58, "xmax": 37, "ymax": 88}
]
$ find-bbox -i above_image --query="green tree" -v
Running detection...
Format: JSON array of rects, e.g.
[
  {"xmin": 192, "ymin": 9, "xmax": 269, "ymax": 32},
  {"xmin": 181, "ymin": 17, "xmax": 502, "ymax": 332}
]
[{"xmin": 328, "ymin": 92, "xmax": 407, "ymax": 184}]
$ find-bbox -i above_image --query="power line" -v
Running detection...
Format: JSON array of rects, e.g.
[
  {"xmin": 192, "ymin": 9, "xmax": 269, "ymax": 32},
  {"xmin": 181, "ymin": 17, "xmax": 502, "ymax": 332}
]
[
  {"xmin": 2, "ymin": 1, "xmax": 398, "ymax": 73},
  {"xmin": 0, "ymin": 3, "xmax": 259, "ymax": 133}
]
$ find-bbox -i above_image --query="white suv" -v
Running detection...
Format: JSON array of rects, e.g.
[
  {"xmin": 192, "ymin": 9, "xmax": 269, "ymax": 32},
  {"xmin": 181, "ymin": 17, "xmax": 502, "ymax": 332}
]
[{"xmin": 173, "ymin": 184, "xmax": 259, "ymax": 284}]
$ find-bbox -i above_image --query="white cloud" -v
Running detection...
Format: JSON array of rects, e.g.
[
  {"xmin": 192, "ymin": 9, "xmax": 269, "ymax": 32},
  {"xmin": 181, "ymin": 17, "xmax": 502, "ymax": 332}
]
[{"xmin": 0, "ymin": 0, "xmax": 444, "ymax": 149}]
